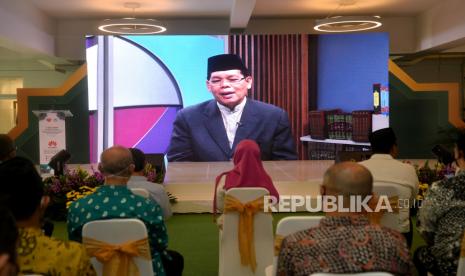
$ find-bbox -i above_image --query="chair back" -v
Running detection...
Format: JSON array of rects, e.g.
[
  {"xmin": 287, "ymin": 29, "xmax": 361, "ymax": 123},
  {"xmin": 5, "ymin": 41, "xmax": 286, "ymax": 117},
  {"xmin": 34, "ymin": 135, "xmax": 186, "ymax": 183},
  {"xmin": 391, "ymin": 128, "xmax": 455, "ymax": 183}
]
[
  {"xmin": 457, "ymin": 230, "xmax": 465, "ymax": 276},
  {"xmin": 272, "ymin": 216, "xmax": 323, "ymax": 276},
  {"xmin": 130, "ymin": 188, "xmax": 150, "ymax": 198},
  {"xmin": 219, "ymin": 188, "xmax": 273, "ymax": 276},
  {"xmin": 82, "ymin": 218, "xmax": 154, "ymax": 276},
  {"xmin": 372, "ymin": 183, "xmax": 407, "ymax": 232}
]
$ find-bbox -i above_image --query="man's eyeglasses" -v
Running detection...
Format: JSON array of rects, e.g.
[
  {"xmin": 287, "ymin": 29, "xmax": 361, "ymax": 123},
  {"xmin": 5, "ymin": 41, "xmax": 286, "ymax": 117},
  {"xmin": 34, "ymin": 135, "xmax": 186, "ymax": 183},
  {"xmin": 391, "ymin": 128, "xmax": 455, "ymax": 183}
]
[{"xmin": 208, "ymin": 77, "xmax": 246, "ymax": 86}]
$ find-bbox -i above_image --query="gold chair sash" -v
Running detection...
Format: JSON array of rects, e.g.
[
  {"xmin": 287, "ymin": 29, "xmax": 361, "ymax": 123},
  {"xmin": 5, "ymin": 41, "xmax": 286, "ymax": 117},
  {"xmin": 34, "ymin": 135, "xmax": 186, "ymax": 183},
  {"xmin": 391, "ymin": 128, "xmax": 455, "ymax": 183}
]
[
  {"xmin": 224, "ymin": 194, "xmax": 265, "ymax": 272},
  {"xmin": 367, "ymin": 195, "xmax": 399, "ymax": 225},
  {"xmin": 274, "ymin": 234, "xmax": 284, "ymax": 256},
  {"xmin": 83, "ymin": 237, "xmax": 151, "ymax": 276}
]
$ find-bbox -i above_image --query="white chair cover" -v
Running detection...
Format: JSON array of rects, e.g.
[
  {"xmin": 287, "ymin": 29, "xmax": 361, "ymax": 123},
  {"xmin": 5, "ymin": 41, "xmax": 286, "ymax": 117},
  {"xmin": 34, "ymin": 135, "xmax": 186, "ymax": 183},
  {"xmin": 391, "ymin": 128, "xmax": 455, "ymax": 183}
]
[
  {"xmin": 372, "ymin": 183, "xmax": 407, "ymax": 232},
  {"xmin": 219, "ymin": 187, "xmax": 273, "ymax": 276},
  {"xmin": 82, "ymin": 218, "xmax": 154, "ymax": 276},
  {"xmin": 130, "ymin": 188, "xmax": 150, "ymax": 198},
  {"xmin": 272, "ymin": 216, "xmax": 323, "ymax": 276}
]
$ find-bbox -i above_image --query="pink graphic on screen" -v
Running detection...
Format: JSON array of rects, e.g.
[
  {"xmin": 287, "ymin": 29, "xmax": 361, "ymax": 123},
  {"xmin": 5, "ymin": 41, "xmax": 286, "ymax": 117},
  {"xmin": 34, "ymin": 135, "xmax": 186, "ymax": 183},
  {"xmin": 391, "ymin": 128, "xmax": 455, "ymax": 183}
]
[{"xmin": 114, "ymin": 106, "xmax": 179, "ymax": 153}]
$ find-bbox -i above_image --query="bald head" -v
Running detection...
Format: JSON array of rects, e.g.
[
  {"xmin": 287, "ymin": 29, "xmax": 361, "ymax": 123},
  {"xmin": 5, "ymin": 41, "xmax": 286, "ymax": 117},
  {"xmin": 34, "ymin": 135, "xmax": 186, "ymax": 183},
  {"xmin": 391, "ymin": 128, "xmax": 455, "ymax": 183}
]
[
  {"xmin": 99, "ymin": 146, "xmax": 134, "ymax": 179},
  {"xmin": 323, "ymin": 162, "xmax": 373, "ymax": 198}
]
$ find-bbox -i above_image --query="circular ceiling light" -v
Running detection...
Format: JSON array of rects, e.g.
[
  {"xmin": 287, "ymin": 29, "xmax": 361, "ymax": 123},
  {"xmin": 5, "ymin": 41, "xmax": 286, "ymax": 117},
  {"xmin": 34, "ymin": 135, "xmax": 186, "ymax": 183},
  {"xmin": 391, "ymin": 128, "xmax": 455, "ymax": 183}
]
[
  {"xmin": 314, "ymin": 16, "xmax": 382, "ymax": 32},
  {"xmin": 98, "ymin": 18, "xmax": 166, "ymax": 34}
]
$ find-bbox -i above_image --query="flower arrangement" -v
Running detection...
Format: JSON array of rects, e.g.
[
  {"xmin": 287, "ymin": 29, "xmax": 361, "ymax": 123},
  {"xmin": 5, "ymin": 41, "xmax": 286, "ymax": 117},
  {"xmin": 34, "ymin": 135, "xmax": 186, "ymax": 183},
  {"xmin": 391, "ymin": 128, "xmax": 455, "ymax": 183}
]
[
  {"xmin": 43, "ymin": 167, "xmax": 104, "ymax": 221},
  {"xmin": 43, "ymin": 163, "xmax": 176, "ymax": 221}
]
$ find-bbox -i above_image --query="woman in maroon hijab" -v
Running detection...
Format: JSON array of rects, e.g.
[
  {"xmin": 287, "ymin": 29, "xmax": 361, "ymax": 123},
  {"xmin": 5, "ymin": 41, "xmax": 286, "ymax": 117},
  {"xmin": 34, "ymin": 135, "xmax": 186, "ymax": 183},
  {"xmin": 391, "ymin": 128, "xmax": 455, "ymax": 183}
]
[{"xmin": 213, "ymin": 139, "xmax": 280, "ymax": 214}]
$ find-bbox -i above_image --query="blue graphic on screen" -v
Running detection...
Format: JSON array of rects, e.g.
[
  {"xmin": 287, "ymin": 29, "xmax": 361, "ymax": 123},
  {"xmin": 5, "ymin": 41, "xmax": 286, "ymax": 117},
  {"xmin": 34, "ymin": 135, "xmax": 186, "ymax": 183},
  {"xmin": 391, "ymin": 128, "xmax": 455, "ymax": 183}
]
[
  {"xmin": 125, "ymin": 35, "xmax": 225, "ymax": 108},
  {"xmin": 87, "ymin": 35, "xmax": 226, "ymax": 159}
]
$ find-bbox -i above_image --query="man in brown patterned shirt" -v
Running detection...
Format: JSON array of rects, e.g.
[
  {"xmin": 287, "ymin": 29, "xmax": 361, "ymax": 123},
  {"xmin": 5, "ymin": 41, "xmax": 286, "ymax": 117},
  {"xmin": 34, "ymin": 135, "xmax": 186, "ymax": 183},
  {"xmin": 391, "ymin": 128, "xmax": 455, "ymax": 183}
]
[{"xmin": 277, "ymin": 162, "xmax": 413, "ymax": 276}]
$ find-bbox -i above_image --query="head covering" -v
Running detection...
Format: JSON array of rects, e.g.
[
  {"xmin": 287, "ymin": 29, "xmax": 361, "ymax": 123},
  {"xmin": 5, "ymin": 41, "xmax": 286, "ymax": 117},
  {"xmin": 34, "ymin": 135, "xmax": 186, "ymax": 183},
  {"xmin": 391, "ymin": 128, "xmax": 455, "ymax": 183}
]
[
  {"xmin": 207, "ymin": 54, "xmax": 249, "ymax": 79},
  {"xmin": 369, "ymin": 127, "xmax": 397, "ymax": 154},
  {"xmin": 213, "ymin": 139, "xmax": 279, "ymax": 213}
]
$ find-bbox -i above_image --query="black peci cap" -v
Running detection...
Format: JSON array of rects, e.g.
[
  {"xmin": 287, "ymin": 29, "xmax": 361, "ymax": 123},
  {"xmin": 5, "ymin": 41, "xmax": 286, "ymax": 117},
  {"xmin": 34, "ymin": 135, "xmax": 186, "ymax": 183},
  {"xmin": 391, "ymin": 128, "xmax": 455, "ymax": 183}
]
[{"xmin": 207, "ymin": 54, "xmax": 249, "ymax": 79}]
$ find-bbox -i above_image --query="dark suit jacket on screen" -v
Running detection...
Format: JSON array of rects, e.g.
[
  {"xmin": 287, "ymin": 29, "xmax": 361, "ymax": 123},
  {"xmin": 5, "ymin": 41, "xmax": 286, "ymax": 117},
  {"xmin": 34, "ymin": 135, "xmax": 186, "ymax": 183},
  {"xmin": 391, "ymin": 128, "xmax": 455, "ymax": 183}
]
[{"xmin": 167, "ymin": 99, "xmax": 297, "ymax": 161}]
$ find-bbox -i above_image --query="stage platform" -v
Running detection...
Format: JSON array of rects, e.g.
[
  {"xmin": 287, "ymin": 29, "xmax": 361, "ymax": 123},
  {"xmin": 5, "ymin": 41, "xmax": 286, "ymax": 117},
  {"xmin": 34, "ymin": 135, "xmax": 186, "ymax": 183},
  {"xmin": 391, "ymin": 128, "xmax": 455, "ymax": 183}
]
[
  {"xmin": 164, "ymin": 160, "xmax": 334, "ymax": 213},
  {"xmin": 64, "ymin": 159, "xmax": 430, "ymax": 214}
]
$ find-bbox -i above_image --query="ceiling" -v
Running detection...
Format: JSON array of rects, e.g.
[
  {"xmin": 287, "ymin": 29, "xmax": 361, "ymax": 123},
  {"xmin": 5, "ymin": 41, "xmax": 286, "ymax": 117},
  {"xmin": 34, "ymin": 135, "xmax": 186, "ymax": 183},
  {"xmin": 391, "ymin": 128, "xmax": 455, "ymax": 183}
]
[
  {"xmin": 0, "ymin": 0, "xmax": 461, "ymax": 70},
  {"xmin": 29, "ymin": 0, "xmax": 440, "ymax": 19}
]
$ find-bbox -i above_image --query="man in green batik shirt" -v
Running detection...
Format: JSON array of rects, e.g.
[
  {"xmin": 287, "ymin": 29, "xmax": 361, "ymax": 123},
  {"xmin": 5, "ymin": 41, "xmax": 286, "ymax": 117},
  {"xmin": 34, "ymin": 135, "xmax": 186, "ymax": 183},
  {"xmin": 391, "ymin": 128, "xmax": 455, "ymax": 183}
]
[{"xmin": 67, "ymin": 146, "xmax": 183, "ymax": 276}]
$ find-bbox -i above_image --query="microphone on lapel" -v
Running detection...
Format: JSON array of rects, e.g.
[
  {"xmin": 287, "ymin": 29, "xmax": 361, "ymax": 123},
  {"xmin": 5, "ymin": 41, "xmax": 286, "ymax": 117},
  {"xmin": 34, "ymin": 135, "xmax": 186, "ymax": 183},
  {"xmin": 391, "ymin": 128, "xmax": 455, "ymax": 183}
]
[{"xmin": 236, "ymin": 121, "xmax": 243, "ymax": 127}]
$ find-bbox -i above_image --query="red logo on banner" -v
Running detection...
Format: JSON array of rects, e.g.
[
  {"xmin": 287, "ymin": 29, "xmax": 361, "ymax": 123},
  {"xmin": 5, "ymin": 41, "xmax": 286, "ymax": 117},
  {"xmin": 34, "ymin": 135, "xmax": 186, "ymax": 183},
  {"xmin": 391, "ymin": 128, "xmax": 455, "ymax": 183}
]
[
  {"xmin": 46, "ymin": 118, "xmax": 52, "ymax": 122},
  {"xmin": 48, "ymin": 140, "xmax": 57, "ymax": 147}
]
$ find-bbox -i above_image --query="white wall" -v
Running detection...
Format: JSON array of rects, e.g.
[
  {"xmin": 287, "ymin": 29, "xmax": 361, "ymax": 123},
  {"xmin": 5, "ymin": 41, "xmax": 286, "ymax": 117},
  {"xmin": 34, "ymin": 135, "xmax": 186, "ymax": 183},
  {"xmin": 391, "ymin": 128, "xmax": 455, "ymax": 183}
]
[
  {"xmin": 55, "ymin": 16, "xmax": 417, "ymax": 60},
  {"xmin": 417, "ymin": 0, "xmax": 465, "ymax": 52},
  {"xmin": 1, "ymin": 0, "xmax": 465, "ymax": 60},
  {"xmin": 0, "ymin": 0, "xmax": 55, "ymax": 56}
]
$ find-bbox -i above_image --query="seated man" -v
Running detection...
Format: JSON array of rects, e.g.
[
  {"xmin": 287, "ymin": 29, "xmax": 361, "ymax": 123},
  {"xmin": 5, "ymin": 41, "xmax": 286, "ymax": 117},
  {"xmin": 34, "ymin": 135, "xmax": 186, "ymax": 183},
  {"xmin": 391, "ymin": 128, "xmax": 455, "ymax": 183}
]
[
  {"xmin": 128, "ymin": 148, "xmax": 172, "ymax": 219},
  {"xmin": 277, "ymin": 162, "xmax": 413, "ymax": 275},
  {"xmin": 414, "ymin": 129, "xmax": 465, "ymax": 275},
  {"xmin": 0, "ymin": 157, "xmax": 96, "ymax": 276},
  {"xmin": 67, "ymin": 146, "xmax": 182, "ymax": 276},
  {"xmin": 359, "ymin": 127, "xmax": 419, "ymax": 246}
]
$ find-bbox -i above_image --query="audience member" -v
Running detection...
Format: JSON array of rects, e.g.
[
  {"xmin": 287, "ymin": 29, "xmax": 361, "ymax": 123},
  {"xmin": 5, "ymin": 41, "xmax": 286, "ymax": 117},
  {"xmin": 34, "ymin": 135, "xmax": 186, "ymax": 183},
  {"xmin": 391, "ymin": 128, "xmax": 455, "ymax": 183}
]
[
  {"xmin": 415, "ymin": 129, "xmax": 465, "ymax": 275},
  {"xmin": 359, "ymin": 127, "xmax": 419, "ymax": 246},
  {"xmin": 0, "ymin": 206, "xmax": 18, "ymax": 276},
  {"xmin": 0, "ymin": 134, "xmax": 15, "ymax": 163},
  {"xmin": 127, "ymin": 148, "xmax": 172, "ymax": 220},
  {"xmin": 0, "ymin": 157, "xmax": 96, "ymax": 276},
  {"xmin": 213, "ymin": 139, "xmax": 279, "ymax": 214},
  {"xmin": 67, "ymin": 146, "xmax": 183, "ymax": 276},
  {"xmin": 277, "ymin": 162, "xmax": 413, "ymax": 275}
]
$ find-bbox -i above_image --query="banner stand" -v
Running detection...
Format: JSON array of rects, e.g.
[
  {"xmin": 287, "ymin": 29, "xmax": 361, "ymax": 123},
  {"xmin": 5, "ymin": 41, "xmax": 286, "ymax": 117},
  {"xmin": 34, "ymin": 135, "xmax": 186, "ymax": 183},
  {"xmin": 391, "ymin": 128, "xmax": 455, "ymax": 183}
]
[{"xmin": 33, "ymin": 110, "xmax": 73, "ymax": 173}]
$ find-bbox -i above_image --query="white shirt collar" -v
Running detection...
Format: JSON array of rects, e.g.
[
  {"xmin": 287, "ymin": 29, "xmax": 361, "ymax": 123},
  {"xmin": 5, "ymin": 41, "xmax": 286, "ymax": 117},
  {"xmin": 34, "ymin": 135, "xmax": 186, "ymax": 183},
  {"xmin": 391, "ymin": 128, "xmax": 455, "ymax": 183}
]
[
  {"xmin": 216, "ymin": 98, "xmax": 247, "ymax": 148},
  {"xmin": 216, "ymin": 97, "xmax": 247, "ymax": 113}
]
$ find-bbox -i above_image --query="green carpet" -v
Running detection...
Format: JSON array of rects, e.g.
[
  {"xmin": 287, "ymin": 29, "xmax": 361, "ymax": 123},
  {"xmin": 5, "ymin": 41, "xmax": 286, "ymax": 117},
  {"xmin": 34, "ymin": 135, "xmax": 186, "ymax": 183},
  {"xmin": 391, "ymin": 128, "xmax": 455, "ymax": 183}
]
[{"xmin": 53, "ymin": 213, "xmax": 426, "ymax": 276}]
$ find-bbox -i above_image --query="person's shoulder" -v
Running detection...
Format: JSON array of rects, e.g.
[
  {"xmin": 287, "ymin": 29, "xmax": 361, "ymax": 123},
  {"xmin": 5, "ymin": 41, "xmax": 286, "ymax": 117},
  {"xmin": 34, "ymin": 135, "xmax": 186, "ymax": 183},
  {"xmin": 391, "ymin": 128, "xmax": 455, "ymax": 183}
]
[
  {"xmin": 283, "ymin": 227, "xmax": 316, "ymax": 245},
  {"xmin": 363, "ymin": 155, "xmax": 415, "ymax": 171},
  {"xmin": 248, "ymin": 99, "xmax": 283, "ymax": 111},
  {"xmin": 438, "ymin": 173, "xmax": 465, "ymax": 190},
  {"xmin": 374, "ymin": 225, "xmax": 408, "ymax": 244},
  {"xmin": 393, "ymin": 159, "xmax": 415, "ymax": 169},
  {"xmin": 247, "ymin": 100, "xmax": 286, "ymax": 119},
  {"xmin": 128, "ymin": 180, "xmax": 165, "ymax": 193},
  {"xmin": 44, "ymin": 235, "xmax": 88, "ymax": 255},
  {"xmin": 137, "ymin": 194, "xmax": 162, "ymax": 210},
  {"xmin": 69, "ymin": 193, "xmax": 97, "ymax": 211},
  {"xmin": 179, "ymin": 100, "xmax": 215, "ymax": 114},
  {"xmin": 40, "ymin": 236, "xmax": 95, "ymax": 272}
]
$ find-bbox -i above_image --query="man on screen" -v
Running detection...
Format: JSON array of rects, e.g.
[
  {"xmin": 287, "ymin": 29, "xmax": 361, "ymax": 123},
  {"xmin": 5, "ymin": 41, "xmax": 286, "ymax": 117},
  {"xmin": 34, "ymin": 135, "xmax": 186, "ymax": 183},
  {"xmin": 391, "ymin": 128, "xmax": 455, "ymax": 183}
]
[{"xmin": 167, "ymin": 54, "xmax": 297, "ymax": 161}]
